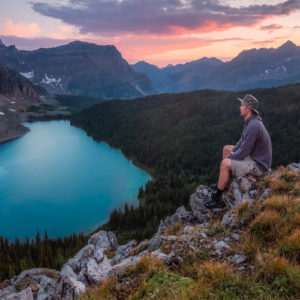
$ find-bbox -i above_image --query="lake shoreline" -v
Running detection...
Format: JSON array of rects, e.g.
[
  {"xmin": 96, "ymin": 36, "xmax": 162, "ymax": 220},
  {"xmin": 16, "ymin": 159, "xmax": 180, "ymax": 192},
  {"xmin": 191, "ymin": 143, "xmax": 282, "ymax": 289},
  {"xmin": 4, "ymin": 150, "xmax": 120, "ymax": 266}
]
[{"xmin": 0, "ymin": 120, "xmax": 151, "ymax": 242}]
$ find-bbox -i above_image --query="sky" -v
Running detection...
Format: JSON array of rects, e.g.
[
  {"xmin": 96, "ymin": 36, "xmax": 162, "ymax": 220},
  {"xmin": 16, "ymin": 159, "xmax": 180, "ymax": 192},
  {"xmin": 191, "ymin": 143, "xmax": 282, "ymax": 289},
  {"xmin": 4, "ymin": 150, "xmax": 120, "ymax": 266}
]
[{"xmin": 0, "ymin": 0, "xmax": 300, "ymax": 67}]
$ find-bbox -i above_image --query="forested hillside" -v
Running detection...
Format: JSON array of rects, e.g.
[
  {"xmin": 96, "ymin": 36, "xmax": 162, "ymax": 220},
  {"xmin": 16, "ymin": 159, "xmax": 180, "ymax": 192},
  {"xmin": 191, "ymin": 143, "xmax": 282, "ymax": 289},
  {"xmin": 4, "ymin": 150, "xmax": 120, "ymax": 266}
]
[{"xmin": 71, "ymin": 84, "xmax": 300, "ymax": 242}]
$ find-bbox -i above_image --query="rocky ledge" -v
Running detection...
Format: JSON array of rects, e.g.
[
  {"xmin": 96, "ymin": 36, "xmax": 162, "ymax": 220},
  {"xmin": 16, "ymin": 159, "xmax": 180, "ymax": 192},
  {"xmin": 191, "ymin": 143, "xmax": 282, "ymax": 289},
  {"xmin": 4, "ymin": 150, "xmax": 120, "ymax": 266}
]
[{"xmin": 1, "ymin": 163, "xmax": 300, "ymax": 299}]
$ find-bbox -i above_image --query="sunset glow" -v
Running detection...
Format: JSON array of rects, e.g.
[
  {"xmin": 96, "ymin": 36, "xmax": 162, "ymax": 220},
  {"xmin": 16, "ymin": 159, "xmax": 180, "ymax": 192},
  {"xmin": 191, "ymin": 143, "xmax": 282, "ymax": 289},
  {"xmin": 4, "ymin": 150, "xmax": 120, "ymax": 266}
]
[{"xmin": 1, "ymin": 0, "xmax": 300, "ymax": 66}]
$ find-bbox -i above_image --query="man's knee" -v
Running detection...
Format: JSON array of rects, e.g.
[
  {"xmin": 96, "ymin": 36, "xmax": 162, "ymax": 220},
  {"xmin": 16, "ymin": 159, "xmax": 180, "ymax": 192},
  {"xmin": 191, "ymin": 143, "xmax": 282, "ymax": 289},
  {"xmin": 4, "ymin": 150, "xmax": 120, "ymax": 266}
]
[{"xmin": 221, "ymin": 158, "xmax": 231, "ymax": 170}]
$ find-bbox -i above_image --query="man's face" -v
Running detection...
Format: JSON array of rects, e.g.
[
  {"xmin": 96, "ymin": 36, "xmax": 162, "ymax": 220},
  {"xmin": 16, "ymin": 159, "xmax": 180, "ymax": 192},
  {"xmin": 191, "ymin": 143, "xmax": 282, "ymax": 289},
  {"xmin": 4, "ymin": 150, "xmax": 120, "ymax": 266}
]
[{"xmin": 239, "ymin": 103, "xmax": 249, "ymax": 117}]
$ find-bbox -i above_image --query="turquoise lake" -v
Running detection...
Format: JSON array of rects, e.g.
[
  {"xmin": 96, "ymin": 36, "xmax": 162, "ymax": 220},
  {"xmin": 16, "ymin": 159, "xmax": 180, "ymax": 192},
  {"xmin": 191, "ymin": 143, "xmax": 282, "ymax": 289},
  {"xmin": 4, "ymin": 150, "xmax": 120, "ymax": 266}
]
[{"xmin": 0, "ymin": 120, "xmax": 151, "ymax": 241}]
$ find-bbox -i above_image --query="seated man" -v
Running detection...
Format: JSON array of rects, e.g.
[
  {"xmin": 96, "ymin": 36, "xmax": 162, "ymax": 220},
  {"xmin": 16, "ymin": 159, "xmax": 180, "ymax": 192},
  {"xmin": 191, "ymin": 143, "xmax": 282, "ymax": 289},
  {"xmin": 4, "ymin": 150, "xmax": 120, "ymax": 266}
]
[{"xmin": 204, "ymin": 94, "xmax": 272, "ymax": 209}]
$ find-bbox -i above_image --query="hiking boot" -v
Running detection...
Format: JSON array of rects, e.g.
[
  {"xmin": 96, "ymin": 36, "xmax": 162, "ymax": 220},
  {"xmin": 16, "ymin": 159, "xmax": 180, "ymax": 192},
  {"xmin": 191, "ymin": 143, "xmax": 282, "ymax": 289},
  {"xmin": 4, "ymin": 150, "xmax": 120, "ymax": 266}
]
[
  {"xmin": 204, "ymin": 192, "xmax": 226, "ymax": 209},
  {"xmin": 204, "ymin": 198, "xmax": 226, "ymax": 209}
]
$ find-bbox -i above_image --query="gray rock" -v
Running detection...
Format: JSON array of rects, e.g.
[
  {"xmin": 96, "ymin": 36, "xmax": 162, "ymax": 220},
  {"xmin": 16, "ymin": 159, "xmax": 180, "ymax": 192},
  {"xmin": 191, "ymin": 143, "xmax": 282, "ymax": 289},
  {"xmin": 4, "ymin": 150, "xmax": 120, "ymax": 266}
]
[
  {"xmin": 77, "ymin": 268, "xmax": 89, "ymax": 286},
  {"xmin": 259, "ymin": 188, "xmax": 270, "ymax": 201},
  {"xmin": 240, "ymin": 176, "xmax": 255, "ymax": 192},
  {"xmin": 86, "ymin": 258, "xmax": 110, "ymax": 285},
  {"xmin": 73, "ymin": 244, "xmax": 95, "ymax": 270},
  {"xmin": 112, "ymin": 240, "xmax": 137, "ymax": 265},
  {"xmin": 134, "ymin": 240, "xmax": 150, "ymax": 254},
  {"xmin": 65, "ymin": 258, "xmax": 81, "ymax": 274},
  {"xmin": 190, "ymin": 185, "xmax": 214, "ymax": 223},
  {"xmin": 0, "ymin": 286, "xmax": 17, "ymax": 299},
  {"xmin": 232, "ymin": 233, "xmax": 240, "ymax": 241},
  {"xmin": 151, "ymin": 249, "xmax": 179, "ymax": 265},
  {"xmin": 214, "ymin": 241, "xmax": 230, "ymax": 250},
  {"xmin": 201, "ymin": 188, "xmax": 209, "ymax": 196},
  {"xmin": 88, "ymin": 231, "xmax": 118, "ymax": 252},
  {"xmin": 200, "ymin": 231, "xmax": 207, "ymax": 238},
  {"xmin": 94, "ymin": 248, "xmax": 105, "ymax": 264},
  {"xmin": 157, "ymin": 220, "xmax": 166, "ymax": 234},
  {"xmin": 13, "ymin": 268, "xmax": 59, "ymax": 292},
  {"xmin": 98, "ymin": 256, "xmax": 112, "ymax": 278},
  {"xmin": 234, "ymin": 188, "xmax": 242, "ymax": 205},
  {"xmin": 242, "ymin": 192, "xmax": 251, "ymax": 203},
  {"xmin": 60, "ymin": 264, "xmax": 77, "ymax": 279},
  {"xmin": 36, "ymin": 276, "xmax": 60, "ymax": 300},
  {"xmin": 162, "ymin": 235, "xmax": 177, "ymax": 241},
  {"xmin": 60, "ymin": 275, "xmax": 85, "ymax": 300},
  {"xmin": 183, "ymin": 226, "xmax": 194, "ymax": 234},
  {"xmin": 222, "ymin": 214, "xmax": 232, "ymax": 226},
  {"xmin": 158, "ymin": 206, "xmax": 195, "ymax": 234},
  {"xmin": 149, "ymin": 237, "xmax": 162, "ymax": 252},
  {"xmin": 287, "ymin": 162, "xmax": 300, "ymax": 172},
  {"xmin": 3, "ymin": 287, "xmax": 34, "ymax": 300},
  {"xmin": 231, "ymin": 254, "xmax": 246, "ymax": 264}
]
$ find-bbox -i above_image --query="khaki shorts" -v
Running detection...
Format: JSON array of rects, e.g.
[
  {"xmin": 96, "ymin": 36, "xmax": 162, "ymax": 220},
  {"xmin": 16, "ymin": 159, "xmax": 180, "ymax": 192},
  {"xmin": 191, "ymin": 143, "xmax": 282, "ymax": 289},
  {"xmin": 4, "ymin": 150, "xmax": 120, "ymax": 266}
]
[{"xmin": 231, "ymin": 156, "xmax": 264, "ymax": 177}]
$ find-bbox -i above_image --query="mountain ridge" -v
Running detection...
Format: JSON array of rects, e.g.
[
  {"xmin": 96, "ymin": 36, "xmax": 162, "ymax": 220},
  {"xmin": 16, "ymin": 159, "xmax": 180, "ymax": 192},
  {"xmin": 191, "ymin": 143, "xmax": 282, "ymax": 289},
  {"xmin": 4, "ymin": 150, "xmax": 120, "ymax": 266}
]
[
  {"xmin": 0, "ymin": 39, "xmax": 154, "ymax": 99},
  {"xmin": 132, "ymin": 41, "xmax": 300, "ymax": 93}
]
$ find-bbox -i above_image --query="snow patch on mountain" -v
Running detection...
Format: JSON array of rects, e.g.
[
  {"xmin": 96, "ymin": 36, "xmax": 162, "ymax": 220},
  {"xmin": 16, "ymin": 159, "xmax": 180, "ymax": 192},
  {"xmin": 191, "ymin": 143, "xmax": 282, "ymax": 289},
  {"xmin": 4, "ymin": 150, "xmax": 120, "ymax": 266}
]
[
  {"xmin": 42, "ymin": 74, "xmax": 62, "ymax": 85},
  {"xmin": 20, "ymin": 71, "xmax": 34, "ymax": 79}
]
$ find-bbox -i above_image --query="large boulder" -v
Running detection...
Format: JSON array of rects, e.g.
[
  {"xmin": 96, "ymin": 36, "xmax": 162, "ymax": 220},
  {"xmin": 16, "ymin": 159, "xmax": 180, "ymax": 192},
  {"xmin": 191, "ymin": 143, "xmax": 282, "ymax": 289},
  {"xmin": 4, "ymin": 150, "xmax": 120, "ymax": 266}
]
[
  {"xmin": 59, "ymin": 275, "xmax": 85, "ymax": 300},
  {"xmin": 12, "ymin": 268, "xmax": 60, "ymax": 293},
  {"xmin": 189, "ymin": 185, "xmax": 215, "ymax": 223},
  {"xmin": 36, "ymin": 276, "xmax": 61, "ymax": 300},
  {"xmin": 2, "ymin": 287, "xmax": 34, "ymax": 300},
  {"xmin": 88, "ymin": 231, "xmax": 118, "ymax": 252}
]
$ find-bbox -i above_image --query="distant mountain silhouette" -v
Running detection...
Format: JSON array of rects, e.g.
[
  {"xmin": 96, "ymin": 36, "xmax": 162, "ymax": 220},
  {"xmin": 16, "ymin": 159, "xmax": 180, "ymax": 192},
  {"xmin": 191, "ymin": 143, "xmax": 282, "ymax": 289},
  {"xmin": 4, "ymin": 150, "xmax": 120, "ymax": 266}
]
[
  {"xmin": 132, "ymin": 57, "xmax": 223, "ymax": 93},
  {"xmin": 133, "ymin": 41, "xmax": 300, "ymax": 93},
  {"xmin": 0, "ymin": 40, "xmax": 154, "ymax": 99}
]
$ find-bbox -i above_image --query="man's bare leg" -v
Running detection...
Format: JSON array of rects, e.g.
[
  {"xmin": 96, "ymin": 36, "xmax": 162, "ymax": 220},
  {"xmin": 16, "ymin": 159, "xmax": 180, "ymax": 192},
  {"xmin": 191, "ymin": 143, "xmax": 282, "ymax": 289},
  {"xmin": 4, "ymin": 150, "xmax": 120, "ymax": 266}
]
[
  {"xmin": 204, "ymin": 158, "xmax": 231, "ymax": 209},
  {"xmin": 218, "ymin": 158, "xmax": 231, "ymax": 190},
  {"xmin": 222, "ymin": 145, "xmax": 234, "ymax": 160}
]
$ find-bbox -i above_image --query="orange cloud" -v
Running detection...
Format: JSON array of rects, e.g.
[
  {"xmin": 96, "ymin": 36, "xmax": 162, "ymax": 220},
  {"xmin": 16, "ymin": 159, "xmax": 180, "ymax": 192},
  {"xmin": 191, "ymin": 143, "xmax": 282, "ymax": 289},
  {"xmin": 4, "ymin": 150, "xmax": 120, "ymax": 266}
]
[{"xmin": 0, "ymin": 19, "xmax": 40, "ymax": 38}]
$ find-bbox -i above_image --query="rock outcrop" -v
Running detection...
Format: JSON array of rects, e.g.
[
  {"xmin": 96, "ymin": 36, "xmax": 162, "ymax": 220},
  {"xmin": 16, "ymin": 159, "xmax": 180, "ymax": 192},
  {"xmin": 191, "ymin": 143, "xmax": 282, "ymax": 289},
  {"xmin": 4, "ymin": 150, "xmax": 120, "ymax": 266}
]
[{"xmin": 1, "ymin": 163, "xmax": 299, "ymax": 299}]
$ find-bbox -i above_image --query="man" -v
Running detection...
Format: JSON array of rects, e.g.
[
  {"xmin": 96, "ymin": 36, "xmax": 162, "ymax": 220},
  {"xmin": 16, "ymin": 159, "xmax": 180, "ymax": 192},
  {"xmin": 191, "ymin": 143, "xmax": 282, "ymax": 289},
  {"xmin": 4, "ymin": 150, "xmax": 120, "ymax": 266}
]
[{"xmin": 204, "ymin": 94, "xmax": 272, "ymax": 209}]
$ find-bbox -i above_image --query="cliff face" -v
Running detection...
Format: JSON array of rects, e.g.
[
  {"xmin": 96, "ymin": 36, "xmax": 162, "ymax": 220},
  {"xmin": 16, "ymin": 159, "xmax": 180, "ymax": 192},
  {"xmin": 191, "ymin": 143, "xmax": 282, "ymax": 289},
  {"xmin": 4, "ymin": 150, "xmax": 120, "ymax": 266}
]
[
  {"xmin": 0, "ymin": 40, "xmax": 154, "ymax": 99},
  {"xmin": 0, "ymin": 63, "xmax": 44, "ymax": 143},
  {"xmin": 1, "ymin": 163, "xmax": 299, "ymax": 299},
  {"xmin": 0, "ymin": 63, "xmax": 43, "ymax": 99}
]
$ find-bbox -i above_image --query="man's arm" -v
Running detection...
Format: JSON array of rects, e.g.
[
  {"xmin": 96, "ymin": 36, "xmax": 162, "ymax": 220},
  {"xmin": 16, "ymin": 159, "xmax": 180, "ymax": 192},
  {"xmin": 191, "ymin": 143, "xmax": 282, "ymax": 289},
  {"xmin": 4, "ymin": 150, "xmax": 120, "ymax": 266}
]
[
  {"xmin": 232, "ymin": 137, "xmax": 243, "ymax": 152},
  {"xmin": 227, "ymin": 122, "xmax": 258, "ymax": 160}
]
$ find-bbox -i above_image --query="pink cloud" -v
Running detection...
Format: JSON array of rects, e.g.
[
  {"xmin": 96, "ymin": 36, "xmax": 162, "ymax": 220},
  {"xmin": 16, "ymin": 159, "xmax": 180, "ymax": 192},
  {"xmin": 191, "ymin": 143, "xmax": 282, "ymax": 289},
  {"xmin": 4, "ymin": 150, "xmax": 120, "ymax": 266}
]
[{"xmin": 0, "ymin": 19, "xmax": 40, "ymax": 38}]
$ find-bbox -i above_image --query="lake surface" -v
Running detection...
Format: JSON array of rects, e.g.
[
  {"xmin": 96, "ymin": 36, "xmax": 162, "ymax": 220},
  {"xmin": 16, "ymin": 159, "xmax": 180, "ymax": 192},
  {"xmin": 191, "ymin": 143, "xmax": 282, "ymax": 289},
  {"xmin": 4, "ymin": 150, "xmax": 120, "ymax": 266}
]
[{"xmin": 0, "ymin": 120, "xmax": 151, "ymax": 241}]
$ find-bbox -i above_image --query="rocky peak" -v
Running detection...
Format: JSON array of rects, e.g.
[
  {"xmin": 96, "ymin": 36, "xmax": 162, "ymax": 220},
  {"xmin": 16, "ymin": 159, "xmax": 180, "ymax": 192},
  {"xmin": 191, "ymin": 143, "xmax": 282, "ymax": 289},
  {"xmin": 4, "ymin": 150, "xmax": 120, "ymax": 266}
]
[{"xmin": 278, "ymin": 40, "xmax": 297, "ymax": 51}]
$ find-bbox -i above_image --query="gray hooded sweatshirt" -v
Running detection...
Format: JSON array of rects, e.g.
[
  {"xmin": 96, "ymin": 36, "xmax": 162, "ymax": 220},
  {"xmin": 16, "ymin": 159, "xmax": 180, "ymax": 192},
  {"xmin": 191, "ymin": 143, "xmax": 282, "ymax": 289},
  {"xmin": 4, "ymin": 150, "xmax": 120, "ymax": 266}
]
[{"xmin": 227, "ymin": 115, "xmax": 272, "ymax": 172}]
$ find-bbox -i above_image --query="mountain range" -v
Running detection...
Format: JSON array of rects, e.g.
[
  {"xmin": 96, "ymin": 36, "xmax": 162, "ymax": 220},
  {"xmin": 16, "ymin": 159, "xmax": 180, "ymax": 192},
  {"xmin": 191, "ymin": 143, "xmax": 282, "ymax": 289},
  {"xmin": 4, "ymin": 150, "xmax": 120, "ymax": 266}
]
[
  {"xmin": 0, "ymin": 39, "xmax": 154, "ymax": 99},
  {"xmin": 0, "ymin": 39, "xmax": 299, "ymax": 99},
  {"xmin": 132, "ymin": 41, "xmax": 300, "ymax": 93}
]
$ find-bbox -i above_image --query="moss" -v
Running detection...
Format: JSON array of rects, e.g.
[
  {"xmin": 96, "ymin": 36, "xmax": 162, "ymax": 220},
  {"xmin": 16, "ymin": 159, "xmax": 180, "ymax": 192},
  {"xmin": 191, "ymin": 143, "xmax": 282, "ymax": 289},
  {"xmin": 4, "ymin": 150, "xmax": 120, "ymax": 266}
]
[
  {"xmin": 130, "ymin": 270, "xmax": 194, "ymax": 300},
  {"xmin": 206, "ymin": 224, "xmax": 224, "ymax": 237}
]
